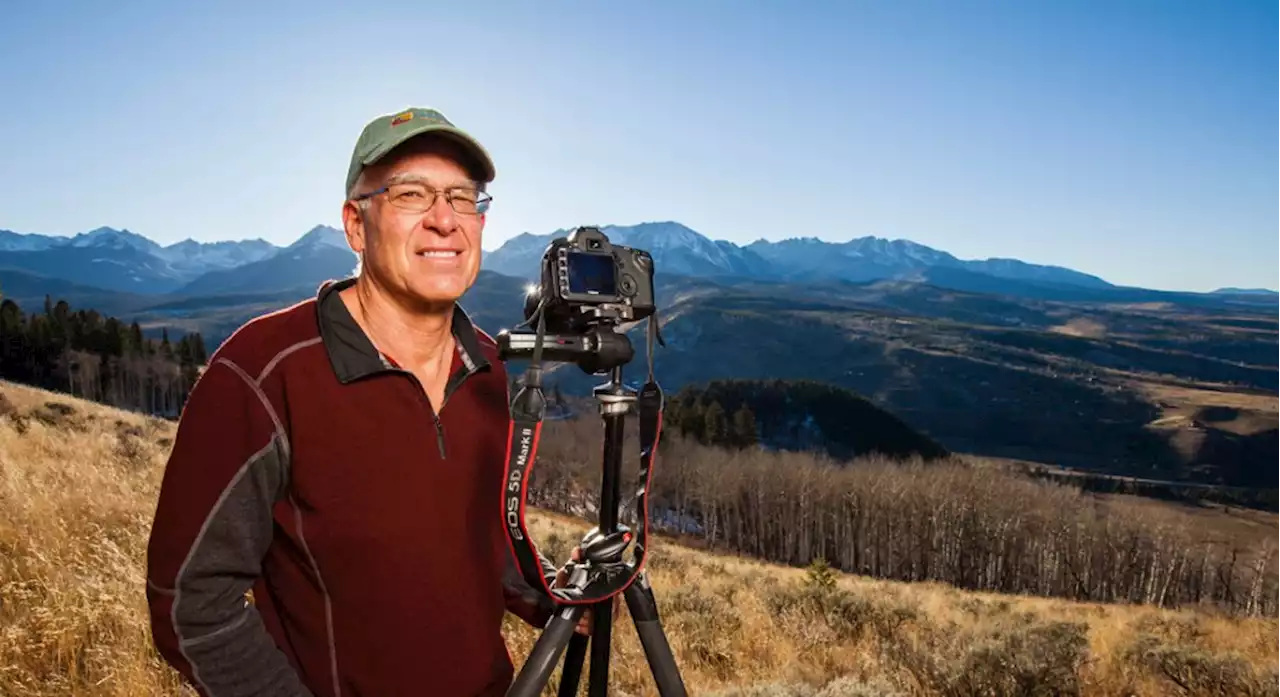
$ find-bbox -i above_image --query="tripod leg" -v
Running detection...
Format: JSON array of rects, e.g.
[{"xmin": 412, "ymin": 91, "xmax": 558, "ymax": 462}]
[
  {"xmin": 508, "ymin": 605, "xmax": 587, "ymax": 697},
  {"xmin": 587, "ymin": 597, "xmax": 614, "ymax": 697},
  {"xmin": 557, "ymin": 633, "xmax": 588, "ymax": 697},
  {"xmin": 624, "ymin": 577, "xmax": 688, "ymax": 697}
]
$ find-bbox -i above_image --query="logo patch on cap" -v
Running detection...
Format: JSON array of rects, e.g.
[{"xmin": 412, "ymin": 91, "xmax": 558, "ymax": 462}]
[{"xmin": 391, "ymin": 111, "xmax": 415, "ymax": 127}]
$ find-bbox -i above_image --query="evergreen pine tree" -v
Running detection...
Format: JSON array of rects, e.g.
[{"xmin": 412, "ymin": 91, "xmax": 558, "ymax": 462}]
[
  {"xmin": 191, "ymin": 332, "xmax": 208, "ymax": 364},
  {"xmin": 129, "ymin": 322, "xmax": 145, "ymax": 357},
  {"xmin": 731, "ymin": 403, "xmax": 758, "ymax": 449},
  {"xmin": 703, "ymin": 400, "xmax": 728, "ymax": 446},
  {"xmin": 804, "ymin": 556, "xmax": 837, "ymax": 594}
]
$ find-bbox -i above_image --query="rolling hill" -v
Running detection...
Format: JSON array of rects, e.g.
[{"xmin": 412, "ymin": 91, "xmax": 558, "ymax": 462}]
[
  {"xmin": 663, "ymin": 379, "xmax": 952, "ymax": 462},
  {"xmin": 541, "ymin": 279, "xmax": 1277, "ymax": 488}
]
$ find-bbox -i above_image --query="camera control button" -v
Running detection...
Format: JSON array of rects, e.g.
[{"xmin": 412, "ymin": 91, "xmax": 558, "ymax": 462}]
[{"xmin": 619, "ymin": 274, "xmax": 637, "ymax": 296}]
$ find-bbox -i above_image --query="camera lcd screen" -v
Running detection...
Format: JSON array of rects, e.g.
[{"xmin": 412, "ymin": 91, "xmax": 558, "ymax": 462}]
[{"xmin": 566, "ymin": 251, "xmax": 617, "ymax": 296}]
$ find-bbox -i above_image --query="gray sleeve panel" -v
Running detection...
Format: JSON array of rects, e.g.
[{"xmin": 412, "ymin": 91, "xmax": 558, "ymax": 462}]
[
  {"xmin": 502, "ymin": 549, "xmax": 556, "ymax": 591},
  {"xmin": 172, "ymin": 435, "xmax": 316, "ymax": 697},
  {"xmin": 502, "ymin": 551, "xmax": 558, "ymax": 626}
]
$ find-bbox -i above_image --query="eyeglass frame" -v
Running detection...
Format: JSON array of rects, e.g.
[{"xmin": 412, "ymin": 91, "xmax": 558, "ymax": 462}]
[{"xmin": 350, "ymin": 181, "xmax": 493, "ymax": 216}]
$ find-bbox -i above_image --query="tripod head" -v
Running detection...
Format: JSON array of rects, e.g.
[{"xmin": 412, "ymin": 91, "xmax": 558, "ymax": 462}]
[{"xmin": 496, "ymin": 324, "xmax": 635, "ymax": 377}]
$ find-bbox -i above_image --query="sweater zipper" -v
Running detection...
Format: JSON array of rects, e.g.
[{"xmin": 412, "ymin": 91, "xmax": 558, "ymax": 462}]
[
  {"xmin": 431, "ymin": 412, "xmax": 446, "ymax": 460},
  {"xmin": 393, "ymin": 364, "xmax": 480, "ymax": 461},
  {"xmin": 390, "ymin": 369, "xmax": 448, "ymax": 460}
]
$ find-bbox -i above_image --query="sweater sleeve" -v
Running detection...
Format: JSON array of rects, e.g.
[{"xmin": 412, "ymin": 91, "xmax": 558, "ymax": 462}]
[
  {"xmin": 502, "ymin": 550, "xmax": 559, "ymax": 628},
  {"xmin": 145, "ymin": 356, "xmax": 315, "ymax": 697}
]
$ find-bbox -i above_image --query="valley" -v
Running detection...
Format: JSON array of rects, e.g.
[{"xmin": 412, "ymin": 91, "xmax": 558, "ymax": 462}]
[
  {"xmin": 549, "ymin": 278, "xmax": 1277, "ymax": 490},
  {"xmin": 0, "ymin": 221, "xmax": 1275, "ymax": 497}
]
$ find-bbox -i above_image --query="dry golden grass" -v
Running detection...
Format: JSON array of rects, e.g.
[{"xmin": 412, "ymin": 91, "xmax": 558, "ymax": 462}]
[
  {"xmin": 1049, "ymin": 318, "xmax": 1108, "ymax": 339},
  {"xmin": 1133, "ymin": 380, "xmax": 1278, "ymax": 417},
  {"xmin": 1, "ymin": 379, "xmax": 1276, "ymax": 697},
  {"xmin": 509, "ymin": 512, "xmax": 1279, "ymax": 697},
  {"xmin": 1131, "ymin": 378, "xmax": 1277, "ymax": 478},
  {"xmin": 0, "ymin": 381, "xmax": 191, "ymax": 696}
]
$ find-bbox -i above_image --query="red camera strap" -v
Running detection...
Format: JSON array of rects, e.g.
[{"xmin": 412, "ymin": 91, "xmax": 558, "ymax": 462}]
[{"xmin": 501, "ymin": 311, "xmax": 664, "ymax": 607}]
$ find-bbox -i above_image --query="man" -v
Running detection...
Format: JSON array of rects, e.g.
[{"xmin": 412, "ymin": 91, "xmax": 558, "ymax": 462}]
[{"xmin": 146, "ymin": 107, "xmax": 581, "ymax": 697}]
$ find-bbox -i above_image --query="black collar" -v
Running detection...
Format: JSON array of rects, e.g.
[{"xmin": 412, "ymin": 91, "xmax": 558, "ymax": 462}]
[{"xmin": 315, "ymin": 277, "xmax": 491, "ymax": 384}]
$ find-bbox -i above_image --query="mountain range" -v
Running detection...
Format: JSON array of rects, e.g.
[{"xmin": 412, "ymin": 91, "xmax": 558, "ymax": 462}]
[
  {"xmin": 482, "ymin": 222, "xmax": 1117, "ymax": 291},
  {"xmin": 0, "ymin": 225, "xmax": 329, "ymax": 295},
  {"xmin": 3, "ymin": 221, "xmax": 1273, "ymax": 305},
  {"xmin": 1, "ymin": 220, "xmax": 1275, "ymax": 490}
]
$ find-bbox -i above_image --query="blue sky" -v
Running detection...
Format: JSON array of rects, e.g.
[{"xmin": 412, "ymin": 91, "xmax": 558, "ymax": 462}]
[{"xmin": 0, "ymin": 0, "xmax": 1274, "ymax": 292}]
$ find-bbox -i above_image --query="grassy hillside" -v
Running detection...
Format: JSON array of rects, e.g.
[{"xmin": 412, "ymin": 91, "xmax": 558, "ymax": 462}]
[{"xmin": 1, "ymin": 381, "xmax": 1276, "ymax": 697}]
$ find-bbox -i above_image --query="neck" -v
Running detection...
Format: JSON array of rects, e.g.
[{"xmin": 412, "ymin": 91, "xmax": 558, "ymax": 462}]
[{"xmin": 342, "ymin": 274, "xmax": 455, "ymax": 371}]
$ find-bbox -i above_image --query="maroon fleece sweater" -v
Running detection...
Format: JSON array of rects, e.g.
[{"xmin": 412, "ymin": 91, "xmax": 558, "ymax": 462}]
[{"xmin": 145, "ymin": 278, "xmax": 557, "ymax": 697}]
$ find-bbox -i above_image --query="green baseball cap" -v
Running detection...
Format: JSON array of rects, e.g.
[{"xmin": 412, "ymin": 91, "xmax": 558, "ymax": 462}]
[{"xmin": 345, "ymin": 107, "xmax": 496, "ymax": 197}]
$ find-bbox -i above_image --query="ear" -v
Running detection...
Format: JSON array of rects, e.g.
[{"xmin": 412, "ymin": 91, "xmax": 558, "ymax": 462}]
[{"xmin": 341, "ymin": 200, "xmax": 367, "ymax": 255}]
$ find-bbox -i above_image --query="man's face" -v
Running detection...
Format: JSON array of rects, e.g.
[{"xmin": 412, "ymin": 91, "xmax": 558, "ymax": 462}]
[{"xmin": 343, "ymin": 140, "xmax": 486, "ymax": 311}]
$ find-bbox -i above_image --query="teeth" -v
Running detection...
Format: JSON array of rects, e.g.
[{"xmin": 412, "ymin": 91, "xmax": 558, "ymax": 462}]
[{"xmin": 418, "ymin": 250, "xmax": 459, "ymax": 258}]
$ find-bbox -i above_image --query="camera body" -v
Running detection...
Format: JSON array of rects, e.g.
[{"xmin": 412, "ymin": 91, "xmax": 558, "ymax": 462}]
[{"xmin": 525, "ymin": 226, "xmax": 656, "ymax": 334}]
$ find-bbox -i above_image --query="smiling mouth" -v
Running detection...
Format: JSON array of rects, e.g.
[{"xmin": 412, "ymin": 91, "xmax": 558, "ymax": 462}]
[{"xmin": 417, "ymin": 250, "xmax": 461, "ymax": 258}]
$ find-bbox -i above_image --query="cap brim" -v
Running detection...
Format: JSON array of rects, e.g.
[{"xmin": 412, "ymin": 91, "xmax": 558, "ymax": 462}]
[{"xmin": 363, "ymin": 122, "xmax": 496, "ymax": 183}]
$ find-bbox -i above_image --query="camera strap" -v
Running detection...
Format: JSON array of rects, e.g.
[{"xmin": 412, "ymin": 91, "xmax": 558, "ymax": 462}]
[{"xmin": 501, "ymin": 308, "xmax": 665, "ymax": 607}]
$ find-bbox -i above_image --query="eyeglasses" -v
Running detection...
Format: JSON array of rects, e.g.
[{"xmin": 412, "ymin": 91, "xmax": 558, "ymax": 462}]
[{"xmin": 352, "ymin": 182, "xmax": 492, "ymax": 215}]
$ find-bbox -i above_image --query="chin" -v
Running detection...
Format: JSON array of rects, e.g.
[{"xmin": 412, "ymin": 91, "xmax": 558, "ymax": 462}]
[{"xmin": 405, "ymin": 278, "xmax": 472, "ymax": 308}]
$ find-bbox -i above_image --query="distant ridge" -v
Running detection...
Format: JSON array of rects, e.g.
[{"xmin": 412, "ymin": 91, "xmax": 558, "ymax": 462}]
[
  {"xmin": 0, "ymin": 226, "xmax": 278, "ymax": 293},
  {"xmin": 482, "ymin": 220, "xmax": 1116, "ymax": 290},
  {"xmin": 0, "ymin": 220, "xmax": 1273, "ymax": 308},
  {"xmin": 1211, "ymin": 287, "xmax": 1278, "ymax": 296},
  {"xmin": 172, "ymin": 225, "xmax": 354, "ymax": 297}
]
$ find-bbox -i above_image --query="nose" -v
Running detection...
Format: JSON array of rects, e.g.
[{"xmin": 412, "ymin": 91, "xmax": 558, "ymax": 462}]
[{"xmin": 420, "ymin": 190, "xmax": 459, "ymax": 234}]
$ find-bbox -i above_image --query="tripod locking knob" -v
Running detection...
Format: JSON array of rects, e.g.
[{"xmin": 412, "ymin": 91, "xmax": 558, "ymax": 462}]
[{"xmin": 580, "ymin": 525, "xmax": 633, "ymax": 564}]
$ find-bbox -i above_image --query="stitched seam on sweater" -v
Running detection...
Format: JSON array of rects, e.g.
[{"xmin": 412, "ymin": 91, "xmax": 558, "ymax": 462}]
[
  {"xmin": 171, "ymin": 437, "xmax": 278, "ymax": 697},
  {"xmin": 257, "ymin": 337, "xmax": 323, "ymax": 386},
  {"xmin": 291, "ymin": 492, "xmax": 341, "ymax": 697},
  {"xmin": 217, "ymin": 357, "xmax": 291, "ymax": 464}
]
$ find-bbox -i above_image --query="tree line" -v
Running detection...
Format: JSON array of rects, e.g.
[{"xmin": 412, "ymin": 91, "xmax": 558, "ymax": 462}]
[
  {"xmin": 665, "ymin": 389, "xmax": 760, "ymax": 450},
  {"xmin": 521, "ymin": 413, "xmax": 1277, "ymax": 618},
  {"xmin": 0, "ymin": 294, "xmax": 206, "ymax": 416},
  {"xmin": 663, "ymin": 379, "xmax": 950, "ymax": 461}
]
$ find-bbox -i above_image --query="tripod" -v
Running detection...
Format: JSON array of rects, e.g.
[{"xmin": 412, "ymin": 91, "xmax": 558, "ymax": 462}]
[{"xmin": 503, "ymin": 363, "xmax": 688, "ymax": 697}]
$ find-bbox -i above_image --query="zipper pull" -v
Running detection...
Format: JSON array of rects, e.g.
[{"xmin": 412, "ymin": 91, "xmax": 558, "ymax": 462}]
[{"xmin": 434, "ymin": 416, "xmax": 447, "ymax": 459}]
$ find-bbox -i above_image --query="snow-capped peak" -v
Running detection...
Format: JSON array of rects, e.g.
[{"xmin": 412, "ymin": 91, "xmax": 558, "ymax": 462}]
[
  {"xmin": 290, "ymin": 225, "xmax": 348, "ymax": 250},
  {"xmin": 67, "ymin": 227, "xmax": 160, "ymax": 253}
]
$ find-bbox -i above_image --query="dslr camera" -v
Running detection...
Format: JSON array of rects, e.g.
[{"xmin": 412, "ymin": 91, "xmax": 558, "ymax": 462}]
[
  {"xmin": 498, "ymin": 226, "xmax": 656, "ymax": 374},
  {"xmin": 525, "ymin": 226, "xmax": 656, "ymax": 334}
]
